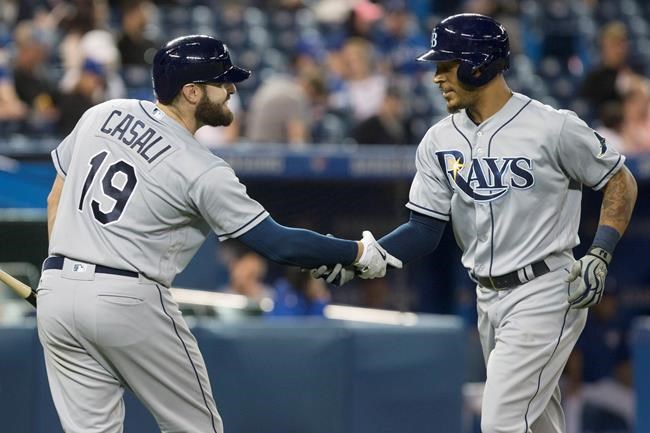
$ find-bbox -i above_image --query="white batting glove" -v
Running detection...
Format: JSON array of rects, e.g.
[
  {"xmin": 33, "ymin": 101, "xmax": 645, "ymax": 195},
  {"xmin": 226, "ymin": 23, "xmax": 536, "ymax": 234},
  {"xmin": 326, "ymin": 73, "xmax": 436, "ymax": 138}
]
[
  {"xmin": 565, "ymin": 247, "xmax": 612, "ymax": 309},
  {"xmin": 310, "ymin": 264, "xmax": 355, "ymax": 286},
  {"xmin": 354, "ymin": 231, "xmax": 402, "ymax": 279}
]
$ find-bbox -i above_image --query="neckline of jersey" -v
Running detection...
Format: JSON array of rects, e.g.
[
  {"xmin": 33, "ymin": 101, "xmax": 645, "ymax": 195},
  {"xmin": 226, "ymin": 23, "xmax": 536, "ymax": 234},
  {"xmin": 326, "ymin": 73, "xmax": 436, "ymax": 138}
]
[
  {"xmin": 139, "ymin": 100, "xmax": 196, "ymax": 141},
  {"xmin": 459, "ymin": 92, "xmax": 530, "ymax": 131}
]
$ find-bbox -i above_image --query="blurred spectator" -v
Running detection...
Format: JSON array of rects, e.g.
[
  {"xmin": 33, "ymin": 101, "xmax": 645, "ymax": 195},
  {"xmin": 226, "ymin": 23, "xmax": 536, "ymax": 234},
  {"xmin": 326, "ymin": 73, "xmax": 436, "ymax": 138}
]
[
  {"xmin": 71, "ymin": 29, "xmax": 125, "ymax": 99},
  {"xmin": 246, "ymin": 66, "xmax": 328, "ymax": 146},
  {"xmin": 12, "ymin": 20, "xmax": 59, "ymax": 133},
  {"xmin": 293, "ymin": 34, "xmax": 328, "ymax": 77},
  {"xmin": 564, "ymin": 288, "xmax": 635, "ymax": 433},
  {"xmin": 0, "ymin": 51, "xmax": 28, "ymax": 125},
  {"xmin": 219, "ymin": 251, "xmax": 273, "ymax": 302},
  {"xmin": 58, "ymin": 0, "xmax": 105, "ymax": 76},
  {"xmin": 331, "ymin": 37, "xmax": 387, "ymax": 122},
  {"xmin": 580, "ymin": 22, "xmax": 644, "ymax": 114},
  {"xmin": 56, "ymin": 58, "xmax": 105, "ymax": 136},
  {"xmin": 344, "ymin": 0, "xmax": 382, "ymax": 40},
  {"xmin": 59, "ymin": 0, "xmax": 125, "ymax": 100},
  {"xmin": 314, "ymin": 0, "xmax": 382, "ymax": 43},
  {"xmin": 372, "ymin": 0, "xmax": 429, "ymax": 76},
  {"xmin": 0, "ymin": 0, "xmax": 49, "ymax": 25},
  {"xmin": 352, "ymin": 85, "xmax": 413, "ymax": 145},
  {"xmin": 116, "ymin": 0, "xmax": 157, "ymax": 66},
  {"xmin": 268, "ymin": 267, "xmax": 330, "ymax": 316},
  {"xmin": 195, "ymin": 92, "xmax": 243, "ymax": 148},
  {"xmin": 620, "ymin": 78, "xmax": 650, "ymax": 154},
  {"xmin": 313, "ymin": 0, "xmax": 352, "ymax": 27}
]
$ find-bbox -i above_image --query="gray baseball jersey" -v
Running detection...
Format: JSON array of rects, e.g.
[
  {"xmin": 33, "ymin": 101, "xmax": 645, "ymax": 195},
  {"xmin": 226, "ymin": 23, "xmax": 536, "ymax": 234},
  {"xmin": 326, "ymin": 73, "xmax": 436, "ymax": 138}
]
[
  {"xmin": 50, "ymin": 99, "xmax": 268, "ymax": 286},
  {"xmin": 407, "ymin": 92, "xmax": 624, "ymax": 278},
  {"xmin": 407, "ymin": 92, "xmax": 625, "ymax": 433},
  {"xmin": 40, "ymin": 98, "xmax": 272, "ymax": 433}
]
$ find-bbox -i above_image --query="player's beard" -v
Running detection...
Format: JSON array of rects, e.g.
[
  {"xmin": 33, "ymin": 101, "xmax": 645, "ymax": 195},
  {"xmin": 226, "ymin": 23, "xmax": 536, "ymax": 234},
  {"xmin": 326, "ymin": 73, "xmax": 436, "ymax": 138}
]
[
  {"xmin": 195, "ymin": 92, "xmax": 233, "ymax": 127},
  {"xmin": 446, "ymin": 87, "xmax": 479, "ymax": 114},
  {"xmin": 445, "ymin": 97, "xmax": 464, "ymax": 114}
]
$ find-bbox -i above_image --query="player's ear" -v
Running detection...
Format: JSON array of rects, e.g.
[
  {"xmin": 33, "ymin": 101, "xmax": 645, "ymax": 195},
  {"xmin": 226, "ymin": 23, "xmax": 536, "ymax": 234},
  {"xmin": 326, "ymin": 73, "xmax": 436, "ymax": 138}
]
[{"xmin": 179, "ymin": 83, "xmax": 202, "ymax": 105}]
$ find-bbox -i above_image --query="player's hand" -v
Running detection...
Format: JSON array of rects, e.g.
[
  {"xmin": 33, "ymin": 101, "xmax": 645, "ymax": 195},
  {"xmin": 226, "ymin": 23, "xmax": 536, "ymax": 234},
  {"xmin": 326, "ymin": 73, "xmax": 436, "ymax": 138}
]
[
  {"xmin": 565, "ymin": 247, "xmax": 612, "ymax": 309},
  {"xmin": 354, "ymin": 231, "xmax": 402, "ymax": 279},
  {"xmin": 310, "ymin": 264, "xmax": 355, "ymax": 286},
  {"xmin": 308, "ymin": 233, "xmax": 356, "ymax": 286}
]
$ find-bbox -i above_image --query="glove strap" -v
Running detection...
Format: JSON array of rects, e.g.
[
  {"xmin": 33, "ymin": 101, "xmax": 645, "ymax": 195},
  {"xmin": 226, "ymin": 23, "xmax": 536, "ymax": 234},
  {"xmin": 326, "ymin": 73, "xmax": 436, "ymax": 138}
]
[{"xmin": 587, "ymin": 247, "xmax": 612, "ymax": 266}]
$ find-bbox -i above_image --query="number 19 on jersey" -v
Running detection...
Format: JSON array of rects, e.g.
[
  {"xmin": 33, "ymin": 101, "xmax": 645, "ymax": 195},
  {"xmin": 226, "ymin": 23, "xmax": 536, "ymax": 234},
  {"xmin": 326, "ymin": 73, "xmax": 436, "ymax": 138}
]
[{"xmin": 78, "ymin": 150, "xmax": 138, "ymax": 225}]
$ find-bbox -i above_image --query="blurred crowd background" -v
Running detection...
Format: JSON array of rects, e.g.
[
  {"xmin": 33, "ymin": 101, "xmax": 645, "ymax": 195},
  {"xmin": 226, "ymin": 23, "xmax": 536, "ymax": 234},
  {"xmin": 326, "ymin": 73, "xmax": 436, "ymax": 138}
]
[
  {"xmin": 2, "ymin": 0, "xmax": 650, "ymax": 153},
  {"xmin": 0, "ymin": 0, "xmax": 649, "ymax": 432}
]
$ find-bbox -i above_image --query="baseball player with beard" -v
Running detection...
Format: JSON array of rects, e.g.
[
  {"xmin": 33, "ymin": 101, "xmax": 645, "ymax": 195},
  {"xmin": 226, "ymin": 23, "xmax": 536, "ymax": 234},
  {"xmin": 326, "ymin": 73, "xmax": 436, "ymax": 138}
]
[
  {"xmin": 316, "ymin": 14, "xmax": 638, "ymax": 433},
  {"xmin": 39, "ymin": 34, "xmax": 400, "ymax": 433}
]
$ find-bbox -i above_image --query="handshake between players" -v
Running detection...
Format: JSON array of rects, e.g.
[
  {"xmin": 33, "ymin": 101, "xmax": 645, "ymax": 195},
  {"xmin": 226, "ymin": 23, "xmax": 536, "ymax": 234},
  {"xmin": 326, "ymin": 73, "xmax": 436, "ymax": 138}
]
[{"xmin": 311, "ymin": 231, "xmax": 402, "ymax": 287}]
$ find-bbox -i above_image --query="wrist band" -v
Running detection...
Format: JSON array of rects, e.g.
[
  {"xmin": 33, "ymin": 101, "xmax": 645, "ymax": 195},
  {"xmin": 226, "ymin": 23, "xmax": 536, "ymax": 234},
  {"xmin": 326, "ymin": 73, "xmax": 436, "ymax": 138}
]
[{"xmin": 591, "ymin": 225, "xmax": 621, "ymax": 254}]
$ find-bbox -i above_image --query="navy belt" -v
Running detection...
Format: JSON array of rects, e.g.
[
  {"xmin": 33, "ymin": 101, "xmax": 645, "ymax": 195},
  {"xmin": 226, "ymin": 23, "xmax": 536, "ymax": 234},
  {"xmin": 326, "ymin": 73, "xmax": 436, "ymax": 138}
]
[
  {"xmin": 43, "ymin": 256, "xmax": 139, "ymax": 278},
  {"xmin": 472, "ymin": 260, "xmax": 550, "ymax": 290}
]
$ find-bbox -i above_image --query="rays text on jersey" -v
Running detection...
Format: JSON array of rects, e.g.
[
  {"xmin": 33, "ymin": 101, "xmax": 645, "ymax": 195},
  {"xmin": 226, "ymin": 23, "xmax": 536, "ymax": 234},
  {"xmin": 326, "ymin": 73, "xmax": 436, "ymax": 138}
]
[
  {"xmin": 100, "ymin": 109, "xmax": 172, "ymax": 164},
  {"xmin": 435, "ymin": 150, "xmax": 535, "ymax": 202}
]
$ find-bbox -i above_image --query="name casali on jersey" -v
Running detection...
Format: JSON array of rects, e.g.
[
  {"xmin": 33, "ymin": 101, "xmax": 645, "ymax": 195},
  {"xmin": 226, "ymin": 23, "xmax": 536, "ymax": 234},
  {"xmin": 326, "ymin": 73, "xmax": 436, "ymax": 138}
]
[
  {"xmin": 435, "ymin": 150, "xmax": 534, "ymax": 201},
  {"xmin": 99, "ymin": 109, "xmax": 172, "ymax": 164}
]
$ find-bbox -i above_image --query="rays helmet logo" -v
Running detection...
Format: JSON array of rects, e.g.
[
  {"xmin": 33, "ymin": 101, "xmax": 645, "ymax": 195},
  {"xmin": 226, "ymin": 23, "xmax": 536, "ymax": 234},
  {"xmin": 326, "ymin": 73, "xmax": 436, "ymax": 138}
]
[{"xmin": 436, "ymin": 150, "xmax": 535, "ymax": 201}]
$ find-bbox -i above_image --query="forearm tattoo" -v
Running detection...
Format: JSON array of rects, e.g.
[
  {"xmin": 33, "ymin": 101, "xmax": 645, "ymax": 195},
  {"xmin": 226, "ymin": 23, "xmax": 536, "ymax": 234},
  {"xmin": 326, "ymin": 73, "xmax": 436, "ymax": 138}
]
[{"xmin": 600, "ymin": 167, "xmax": 637, "ymax": 234}]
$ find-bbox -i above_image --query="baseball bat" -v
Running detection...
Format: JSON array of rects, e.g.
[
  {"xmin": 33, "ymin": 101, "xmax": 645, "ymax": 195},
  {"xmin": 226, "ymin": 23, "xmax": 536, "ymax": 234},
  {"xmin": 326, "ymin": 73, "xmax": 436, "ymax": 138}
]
[{"xmin": 0, "ymin": 269, "xmax": 37, "ymax": 307}]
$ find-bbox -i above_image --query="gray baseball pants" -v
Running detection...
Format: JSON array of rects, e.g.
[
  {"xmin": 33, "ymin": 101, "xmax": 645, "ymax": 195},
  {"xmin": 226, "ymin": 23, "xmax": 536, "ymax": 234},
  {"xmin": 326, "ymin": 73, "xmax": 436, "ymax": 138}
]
[
  {"xmin": 37, "ymin": 258, "xmax": 223, "ymax": 433},
  {"xmin": 477, "ymin": 261, "xmax": 588, "ymax": 433}
]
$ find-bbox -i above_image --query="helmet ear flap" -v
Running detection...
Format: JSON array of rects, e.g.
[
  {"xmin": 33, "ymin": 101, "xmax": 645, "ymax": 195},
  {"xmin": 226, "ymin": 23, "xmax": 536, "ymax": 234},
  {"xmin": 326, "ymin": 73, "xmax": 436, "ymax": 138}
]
[
  {"xmin": 456, "ymin": 56, "xmax": 508, "ymax": 88},
  {"xmin": 456, "ymin": 61, "xmax": 479, "ymax": 87}
]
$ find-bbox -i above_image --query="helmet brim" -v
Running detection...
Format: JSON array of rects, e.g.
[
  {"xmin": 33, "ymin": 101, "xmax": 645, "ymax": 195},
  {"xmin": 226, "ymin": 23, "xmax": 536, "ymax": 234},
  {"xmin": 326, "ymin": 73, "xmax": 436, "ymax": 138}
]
[
  {"xmin": 216, "ymin": 66, "xmax": 251, "ymax": 83},
  {"xmin": 416, "ymin": 49, "xmax": 458, "ymax": 63}
]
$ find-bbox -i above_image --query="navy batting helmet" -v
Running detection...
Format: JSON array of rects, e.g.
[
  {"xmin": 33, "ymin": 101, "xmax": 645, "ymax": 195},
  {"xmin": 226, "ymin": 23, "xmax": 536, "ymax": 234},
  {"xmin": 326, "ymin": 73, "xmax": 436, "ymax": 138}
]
[
  {"xmin": 153, "ymin": 35, "xmax": 251, "ymax": 104},
  {"xmin": 417, "ymin": 14, "xmax": 509, "ymax": 87}
]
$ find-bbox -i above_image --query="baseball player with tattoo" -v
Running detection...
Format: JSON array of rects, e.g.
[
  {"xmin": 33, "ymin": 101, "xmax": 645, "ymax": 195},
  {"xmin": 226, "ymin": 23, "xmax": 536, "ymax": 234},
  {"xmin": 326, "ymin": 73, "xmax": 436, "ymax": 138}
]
[
  {"xmin": 315, "ymin": 14, "xmax": 638, "ymax": 433},
  {"xmin": 40, "ymin": 34, "xmax": 400, "ymax": 433}
]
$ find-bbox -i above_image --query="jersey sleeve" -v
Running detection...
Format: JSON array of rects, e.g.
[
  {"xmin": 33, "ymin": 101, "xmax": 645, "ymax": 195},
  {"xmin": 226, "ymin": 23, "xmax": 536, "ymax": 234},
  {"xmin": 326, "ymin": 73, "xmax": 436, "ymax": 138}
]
[
  {"xmin": 50, "ymin": 109, "xmax": 90, "ymax": 178},
  {"xmin": 189, "ymin": 164, "xmax": 269, "ymax": 241},
  {"xmin": 405, "ymin": 132, "xmax": 452, "ymax": 221},
  {"xmin": 557, "ymin": 111, "xmax": 626, "ymax": 191}
]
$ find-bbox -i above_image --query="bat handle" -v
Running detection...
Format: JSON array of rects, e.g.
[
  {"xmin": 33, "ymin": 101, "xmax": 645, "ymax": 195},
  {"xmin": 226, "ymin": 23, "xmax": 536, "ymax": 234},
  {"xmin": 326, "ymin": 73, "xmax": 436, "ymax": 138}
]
[{"xmin": 26, "ymin": 290, "xmax": 37, "ymax": 307}]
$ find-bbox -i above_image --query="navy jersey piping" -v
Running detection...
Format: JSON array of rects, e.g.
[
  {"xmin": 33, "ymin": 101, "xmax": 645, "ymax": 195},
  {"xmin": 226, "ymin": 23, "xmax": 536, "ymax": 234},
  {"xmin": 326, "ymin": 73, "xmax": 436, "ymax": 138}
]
[
  {"xmin": 487, "ymin": 98, "xmax": 532, "ymax": 278},
  {"xmin": 217, "ymin": 209, "xmax": 266, "ymax": 238},
  {"xmin": 452, "ymin": 114, "xmax": 473, "ymax": 159},
  {"xmin": 487, "ymin": 99, "xmax": 532, "ymax": 155},
  {"xmin": 155, "ymin": 284, "xmax": 219, "ymax": 433},
  {"xmin": 139, "ymin": 101, "xmax": 164, "ymax": 125},
  {"xmin": 54, "ymin": 149, "xmax": 67, "ymax": 176},
  {"xmin": 523, "ymin": 303, "xmax": 570, "ymax": 432},
  {"xmin": 489, "ymin": 204, "xmax": 496, "ymax": 278},
  {"xmin": 407, "ymin": 201, "xmax": 450, "ymax": 218},
  {"xmin": 590, "ymin": 154, "xmax": 623, "ymax": 190}
]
